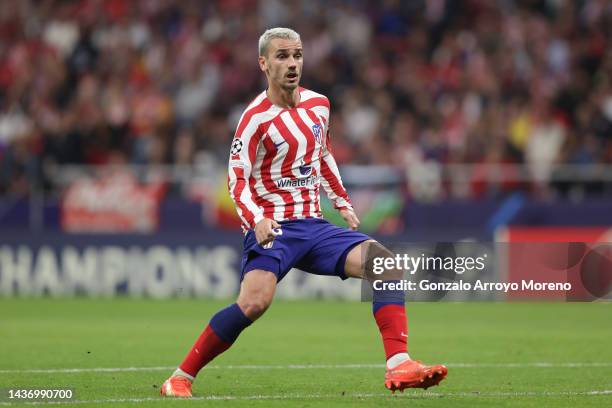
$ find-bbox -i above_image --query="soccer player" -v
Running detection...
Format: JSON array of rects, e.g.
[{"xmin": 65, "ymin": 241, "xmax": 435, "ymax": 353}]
[{"xmin": 161, "ymin": 27, "xmax": 447, "ymax": 397}]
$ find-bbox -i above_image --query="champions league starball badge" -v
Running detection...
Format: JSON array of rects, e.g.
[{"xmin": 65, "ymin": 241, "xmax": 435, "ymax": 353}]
[{"xmin": 230, "ymin": 138, "xmax": 243, "ymax": 155}]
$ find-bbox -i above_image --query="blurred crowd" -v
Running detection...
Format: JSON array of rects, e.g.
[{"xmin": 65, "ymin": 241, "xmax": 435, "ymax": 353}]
[{"xmin": 1, "ymin": 0, "xmax": 611, "ymax": 198}]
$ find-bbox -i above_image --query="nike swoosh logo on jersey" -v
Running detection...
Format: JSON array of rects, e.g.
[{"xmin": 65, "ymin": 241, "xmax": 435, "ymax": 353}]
[{"xmin": 274, "ymin": 141, "xmax": 286, "ymax": 148}]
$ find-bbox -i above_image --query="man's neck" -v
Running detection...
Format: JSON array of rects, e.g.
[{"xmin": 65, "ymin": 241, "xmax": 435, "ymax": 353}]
[{"xmin": 267, "ymin": 85, "xmax": 300, "ymax": 109}]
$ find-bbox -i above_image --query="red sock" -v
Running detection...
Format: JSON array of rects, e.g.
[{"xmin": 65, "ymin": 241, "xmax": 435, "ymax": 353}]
[
  {"xmin": 373, "ymin": 304, "xmax": 408, "ymax": 359},
  {"xmin": 179, "ymin": 325, "xmax": 231, "ymax": 377}
]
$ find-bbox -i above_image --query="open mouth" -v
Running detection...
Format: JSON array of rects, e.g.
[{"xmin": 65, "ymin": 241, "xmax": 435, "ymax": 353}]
[{"xmin": 287, "ymin": 72, "xmax": 298, "ymax": 79}]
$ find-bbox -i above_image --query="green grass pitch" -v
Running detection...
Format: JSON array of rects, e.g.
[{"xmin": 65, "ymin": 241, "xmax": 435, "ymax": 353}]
[{"xmin": 1, "ymin": 298, "xmax": 611, "ymax": 407}]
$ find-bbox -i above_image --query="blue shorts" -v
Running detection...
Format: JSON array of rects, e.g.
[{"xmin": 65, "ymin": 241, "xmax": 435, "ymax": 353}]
[{"xmin": 240, "ymin": 218, "xmax": 371, "ymax": 282}]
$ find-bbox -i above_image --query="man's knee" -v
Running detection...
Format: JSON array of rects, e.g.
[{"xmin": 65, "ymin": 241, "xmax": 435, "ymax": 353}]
[
  {"xmin": 237, "ymin": 297, "xmax": 272, "ymax": 320},
  {"xmin": 237, "ymin": 269, "xmax": 277, "ymax": 320}
]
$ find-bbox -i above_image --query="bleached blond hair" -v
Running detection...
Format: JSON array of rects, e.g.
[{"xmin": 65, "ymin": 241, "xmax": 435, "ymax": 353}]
[{"xmin": 258, "ymin": 27, "xmax": 301, "ymax": 57}]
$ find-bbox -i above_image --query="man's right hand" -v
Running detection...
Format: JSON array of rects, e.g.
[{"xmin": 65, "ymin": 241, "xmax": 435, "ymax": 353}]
[{"xmin": 254, "ymin": 218, "xmax": 281, "ymax": 247}]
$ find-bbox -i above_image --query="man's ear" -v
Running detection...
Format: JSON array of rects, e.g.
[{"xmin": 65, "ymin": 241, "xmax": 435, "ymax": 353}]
[{"xmin": 258, "ymin": 56, "xmax": 267, "ymax": 72}]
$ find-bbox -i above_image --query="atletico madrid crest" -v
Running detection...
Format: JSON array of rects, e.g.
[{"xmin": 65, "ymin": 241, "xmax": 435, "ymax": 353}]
[{"xmin": 312, "ymin": 124, "xmax": 322, "ymax": 143}]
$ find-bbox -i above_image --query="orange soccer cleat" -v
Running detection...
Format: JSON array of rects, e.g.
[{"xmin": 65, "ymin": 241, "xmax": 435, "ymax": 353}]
[
  {"xmin": 160, "ymin": 375, "xmax": 193, "ymax": 397},
  {"xmin": 384, "ymin": 359, "xmax": 447, "ymax": 393}
]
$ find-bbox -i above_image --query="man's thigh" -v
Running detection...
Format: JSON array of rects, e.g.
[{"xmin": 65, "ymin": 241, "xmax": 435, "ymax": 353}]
[
  {"xmin": 296, "ymin": 221, "xmax": 371, "ymax": 279},
  {"xmin": 236, "ymin": 269, "xmax": 278, "ymax": 320},
  {"xmin": 343, "ymin": 239, "xmax": 377, "ymax": 279},
  {"xmin": 240, "ymin": 223, "xmax": 312, "ymax": 282},
  {"xmin": 344, "ymin": 240, "xmax": 403, "ymax": 281}
]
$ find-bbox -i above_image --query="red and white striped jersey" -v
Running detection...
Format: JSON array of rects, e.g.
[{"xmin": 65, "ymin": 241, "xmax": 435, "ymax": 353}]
[{"xmin": 228, "ymin": 87, "xmax": 353, "ymax": 232}]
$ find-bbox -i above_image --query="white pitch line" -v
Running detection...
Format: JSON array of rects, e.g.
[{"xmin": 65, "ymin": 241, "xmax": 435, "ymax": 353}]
[
  {"xmin": 0, "ymin": 390, "xmax": 611, "ymax": 406},
  {"xmin": 1, "ymin": 362, "xmax": 612, "ymax": 375},
  {"xmin": 446, "ymin": 362, "xmax": 612, "ymax": 368}
]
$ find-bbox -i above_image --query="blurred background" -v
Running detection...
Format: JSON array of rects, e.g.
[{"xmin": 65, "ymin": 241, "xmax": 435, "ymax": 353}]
[{"xmin": 0, "ymin": 0, "xmax": 611, "ymax": 298}]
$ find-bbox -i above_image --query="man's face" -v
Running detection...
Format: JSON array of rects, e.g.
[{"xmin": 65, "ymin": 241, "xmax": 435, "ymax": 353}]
[{"xmin": 259, "ymin": 38, "xmax": 303, "ymax": 91}]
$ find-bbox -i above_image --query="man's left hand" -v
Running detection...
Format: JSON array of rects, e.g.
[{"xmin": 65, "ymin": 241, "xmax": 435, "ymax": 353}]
[{"xmin": 339, "ymin": 208, "xmax": 360, "ymax": 230}]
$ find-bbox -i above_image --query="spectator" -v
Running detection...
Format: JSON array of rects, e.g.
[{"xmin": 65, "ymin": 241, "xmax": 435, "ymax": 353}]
[{"xmin": 0, "ymin": 0, "xmax": 610, "ymax": 199}]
